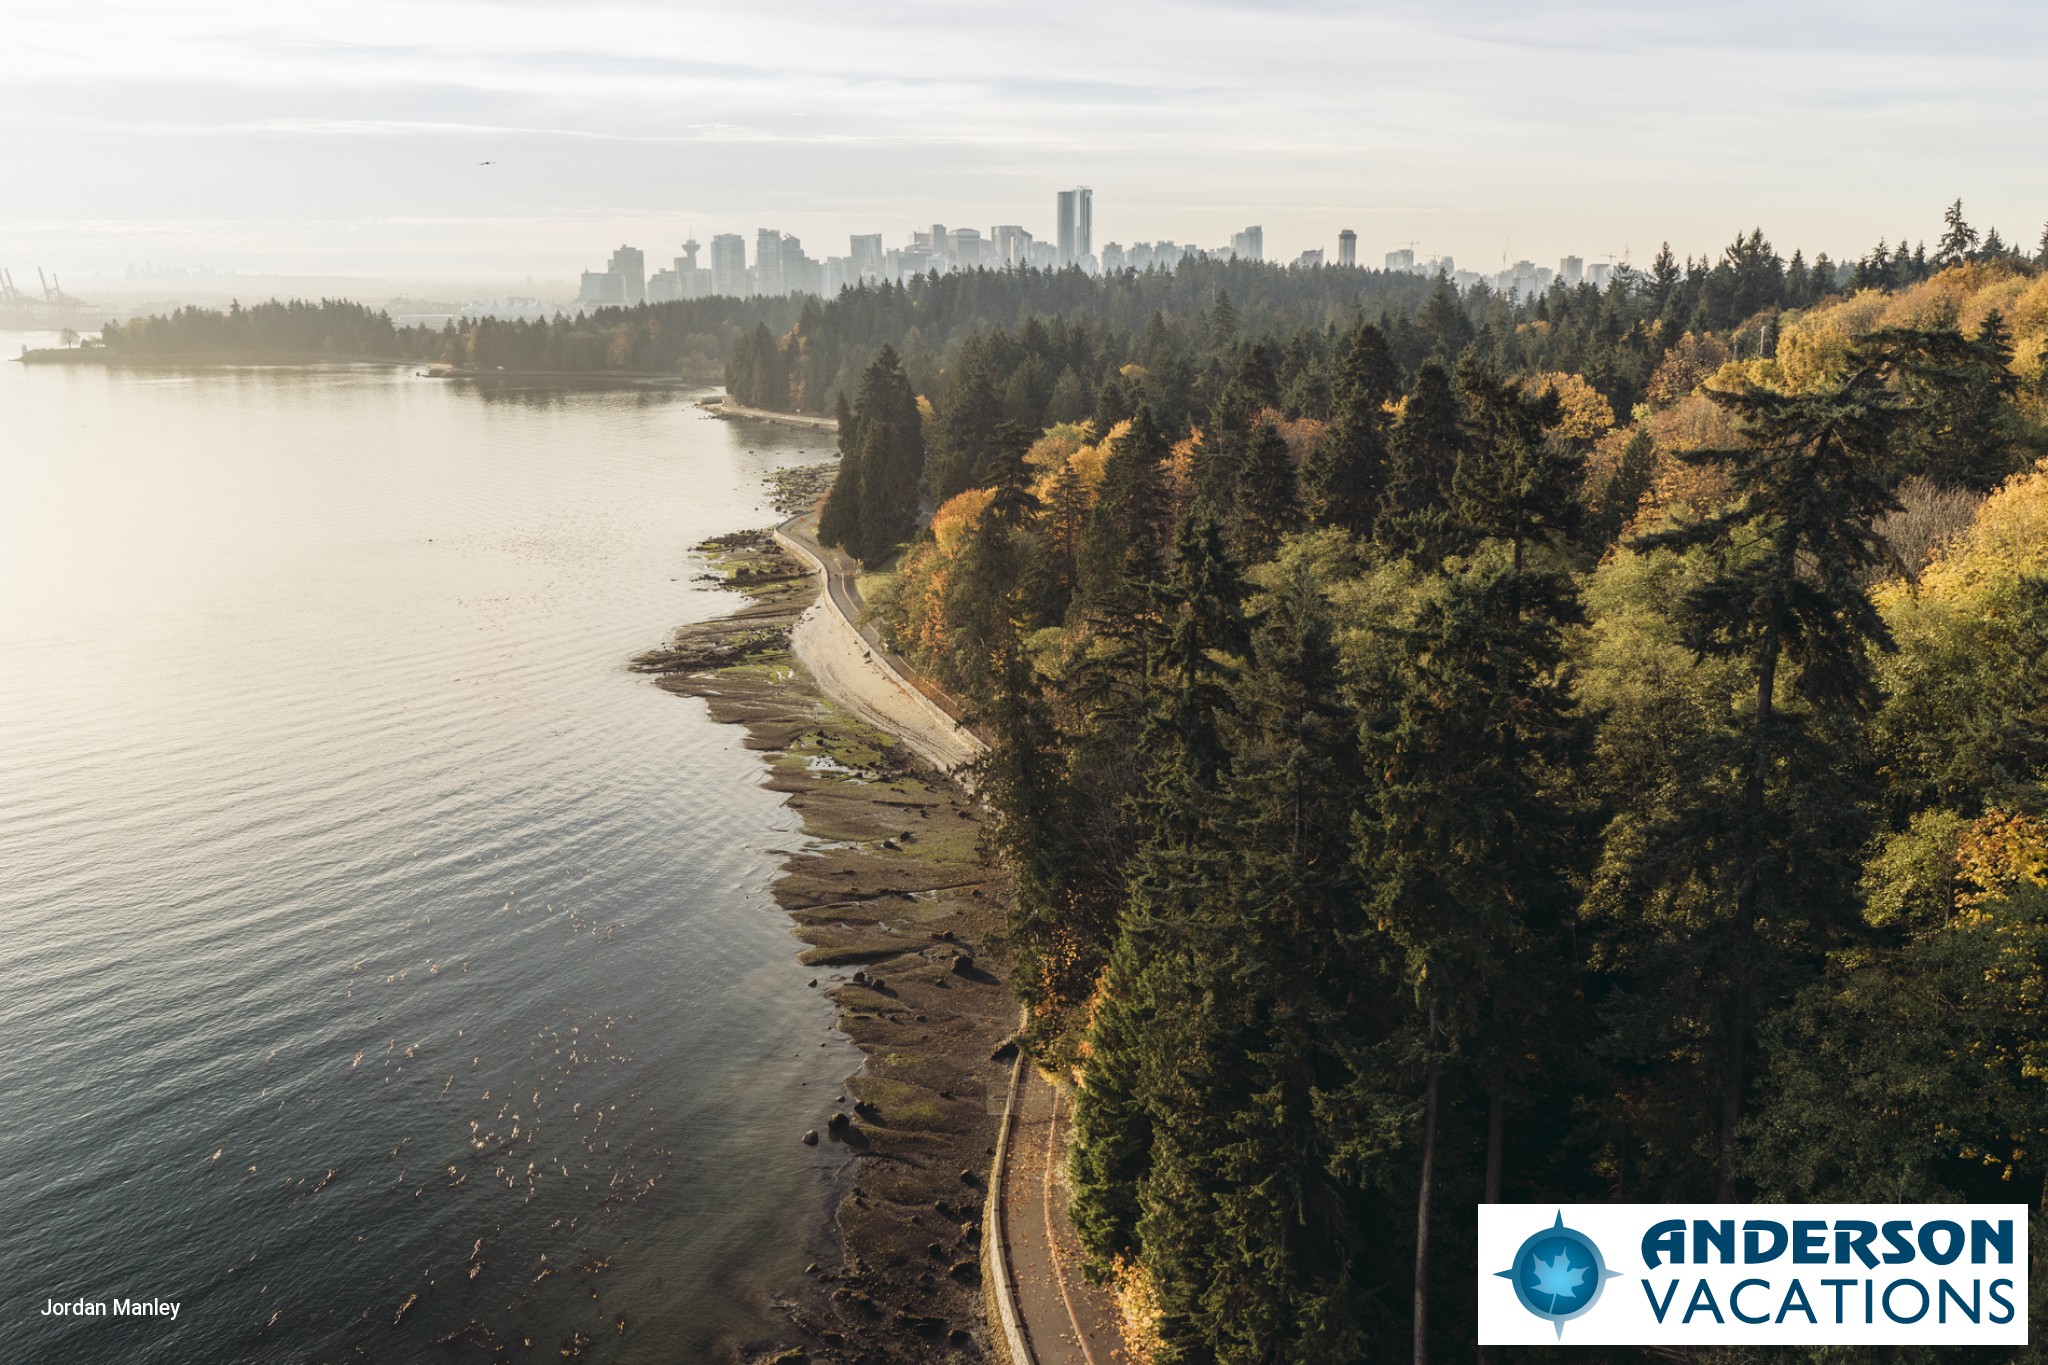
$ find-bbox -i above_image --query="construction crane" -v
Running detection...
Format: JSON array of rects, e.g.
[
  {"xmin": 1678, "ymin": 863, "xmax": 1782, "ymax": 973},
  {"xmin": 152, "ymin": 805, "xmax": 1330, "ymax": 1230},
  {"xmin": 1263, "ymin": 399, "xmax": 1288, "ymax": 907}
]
[
  {"xmin": 0, "ymin": 266, "xmax": 94, "ymax": 325},
  {"xmin": 28, "ymin": 268, "xmax": 84, "ymax": 306}
]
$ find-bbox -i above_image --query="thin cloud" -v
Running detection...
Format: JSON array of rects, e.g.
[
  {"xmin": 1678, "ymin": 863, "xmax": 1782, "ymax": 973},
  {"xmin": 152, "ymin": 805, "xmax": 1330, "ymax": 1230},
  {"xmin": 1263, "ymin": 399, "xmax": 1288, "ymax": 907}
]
[{"xmin": 2, "ymin": 0, "xmax": 2043, "ymax": 276}]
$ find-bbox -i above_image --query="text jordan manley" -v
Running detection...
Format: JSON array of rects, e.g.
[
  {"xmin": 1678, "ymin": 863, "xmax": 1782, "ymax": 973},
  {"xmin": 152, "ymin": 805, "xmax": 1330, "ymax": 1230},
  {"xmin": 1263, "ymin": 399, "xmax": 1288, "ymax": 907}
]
[{"xmin": 43, "ymin": 1298, "xmax": 180, "ymax": 1320}]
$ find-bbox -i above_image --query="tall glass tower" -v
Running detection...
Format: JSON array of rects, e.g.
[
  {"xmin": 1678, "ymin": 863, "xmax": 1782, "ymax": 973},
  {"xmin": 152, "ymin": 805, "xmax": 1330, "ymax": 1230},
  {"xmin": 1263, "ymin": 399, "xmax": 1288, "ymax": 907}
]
[{"xmin": 1056, "ymin": 186, "xmax": 1093, "ymax": 266}]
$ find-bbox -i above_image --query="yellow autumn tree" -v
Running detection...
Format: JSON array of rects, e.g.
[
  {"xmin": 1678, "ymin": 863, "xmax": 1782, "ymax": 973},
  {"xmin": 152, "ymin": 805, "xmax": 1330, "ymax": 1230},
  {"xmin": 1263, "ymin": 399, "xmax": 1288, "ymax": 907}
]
[
  {"xmin": 892, "ymin": 487, "xmax": 996, "ymax": 666},
  {"xmin": 1644, "ymin": 332, "xmax": 1731, "ymax": 406},
  {"xmin": 1771, "ymin": 262, "xmax": 2048, "ymax": 395},
  {"xmin": 1874, "ymin": 459, "xmax": 2048, "ymax": 813},
  {"xmin": 1531, "ymin": 372, "xmax": 1615, "ymax": 442},
  {"xmin": 1029, "ymin": 419, "xmax": 1124, "ymax": 507}
]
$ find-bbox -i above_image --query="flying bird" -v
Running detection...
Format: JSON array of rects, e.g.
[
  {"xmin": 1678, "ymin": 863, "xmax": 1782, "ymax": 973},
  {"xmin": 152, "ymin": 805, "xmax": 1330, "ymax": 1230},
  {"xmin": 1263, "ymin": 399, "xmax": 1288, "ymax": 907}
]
[{"xmin": 478, "ymin": 160, "xmax": 495, "ymax": 166}]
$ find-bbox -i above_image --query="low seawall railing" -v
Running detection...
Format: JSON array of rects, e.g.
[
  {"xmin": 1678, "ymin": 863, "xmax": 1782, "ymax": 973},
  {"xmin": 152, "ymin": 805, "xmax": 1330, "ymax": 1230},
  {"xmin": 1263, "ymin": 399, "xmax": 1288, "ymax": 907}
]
[{"xmin": 982, "ymin": 1008, "xmax": 1034, "ymax": 1365}]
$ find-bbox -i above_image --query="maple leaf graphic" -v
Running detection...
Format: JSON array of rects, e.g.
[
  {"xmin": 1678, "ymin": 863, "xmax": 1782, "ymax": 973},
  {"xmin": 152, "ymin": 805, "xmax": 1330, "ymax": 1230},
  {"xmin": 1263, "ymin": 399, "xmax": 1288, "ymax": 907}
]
[{"xmin": 1526, "ymin": 1249, "xmax": 1588, "ymax": 1309}]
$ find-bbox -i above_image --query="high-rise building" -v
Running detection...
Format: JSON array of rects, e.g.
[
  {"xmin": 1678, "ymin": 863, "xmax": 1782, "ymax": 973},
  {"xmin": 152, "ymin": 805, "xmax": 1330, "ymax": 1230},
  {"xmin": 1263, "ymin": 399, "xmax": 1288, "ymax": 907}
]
[
  {"xmin": 992, "ymin": 225, "xmax": 1033, "ymax": 267},
  {"xmin": 1230, "ymin": 226, "xmax": 1263, "ymax": 262},
  {"xmin": 607, "ymin": 246, "xmax": 645, "ymax": 306},
  {"xmin": 1386, "ymin": 247, "xmax": 1416, "ymax": 272},
  {"xmin": 888, "ymin": 245, "xmax": 937, "ymax": 281},
  {"xmin": 1493, "ymin": 260, "xmax": 1552, "ymax": 296},
  {"xmin": 1055, "ymin": 187, "xmax": 1093, "ymax": 265},
  {"xmin": 948, "ymin": 228, "xmax": 985, "ymax": 270},
  {"xmin": 577, "ymin": 269, "xmax": 623, "ymax": 307},
  {"xmin": 1338, "ymin": 229, "xmax": 1357, "ymax": 268},
  {"xmin": 1294, "ymin": 248, "xmax": 1324, "ymax": 269},
  {"xmin": 676, "ymin": 238, "xmax": 709, "ymax": 299},
  {"xmin": 754, "ymin": 229, "xmax": 785, "ymax": 297},
  {"xmin": 1100, "ymin": 241, "xmax": 1125, "ymax": 273},
  {"xmin": 710, "ymin": 234, "xmax": 748, "ymax": 297},
  {"xmin": 1559, "ymin": 255, "xmax": 1585, "ymax": 287},
  {"xmin": 779, "ymin": 234, "xmax": 821, "ymax": 296},
  {"xmin": 849, "ymin": 233, "xmax": 884, "ymax": 280}
]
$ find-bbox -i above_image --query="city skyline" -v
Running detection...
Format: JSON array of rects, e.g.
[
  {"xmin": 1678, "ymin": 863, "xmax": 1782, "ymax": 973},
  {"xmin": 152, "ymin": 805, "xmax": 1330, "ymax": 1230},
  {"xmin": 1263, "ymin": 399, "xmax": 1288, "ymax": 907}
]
[
  {"xmin": 567, "ymin": 179, "xmax": 1655, "ymax": 309},
  {"xmin": 570, "ymin": 204, "xmax": 1642, "ymax": 310},
  {"xmin": 6, "ymin": 1, "xmax": 2047, "ymax": 281}
]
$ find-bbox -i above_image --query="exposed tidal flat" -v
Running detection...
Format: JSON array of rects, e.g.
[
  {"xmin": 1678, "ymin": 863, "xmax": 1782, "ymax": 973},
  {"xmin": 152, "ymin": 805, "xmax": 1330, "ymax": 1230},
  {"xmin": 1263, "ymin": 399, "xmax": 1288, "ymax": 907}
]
[
  {"xmin": 632, "ymin": 526, "xmax": 1015, "ymax": 1360},
  {"xmin": 0, "ymin": 349, "xmax": 860, "ymax": 1361}
]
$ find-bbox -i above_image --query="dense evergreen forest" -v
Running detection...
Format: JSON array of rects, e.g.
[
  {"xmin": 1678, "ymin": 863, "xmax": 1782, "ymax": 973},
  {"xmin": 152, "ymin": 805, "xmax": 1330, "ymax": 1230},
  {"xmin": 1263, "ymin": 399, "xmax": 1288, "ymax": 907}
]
[
  {"xmin": 815, "ymin": 210, "xmax": 2048, "ymax": 1363},
  {"xmin": 100, "ymin": 298, "xmax": 403, "ymax": 358},
  {"xmin": 94, "ymin": 294, "xmax": 808, "ymax": 372}
]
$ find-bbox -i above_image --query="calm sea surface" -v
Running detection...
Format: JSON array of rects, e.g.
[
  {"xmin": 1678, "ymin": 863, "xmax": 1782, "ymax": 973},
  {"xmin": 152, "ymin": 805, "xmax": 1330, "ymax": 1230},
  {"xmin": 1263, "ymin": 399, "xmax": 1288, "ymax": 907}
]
[{"xmin": 0, "ymin": 344, "xmax": 852, "ymax": 1362}]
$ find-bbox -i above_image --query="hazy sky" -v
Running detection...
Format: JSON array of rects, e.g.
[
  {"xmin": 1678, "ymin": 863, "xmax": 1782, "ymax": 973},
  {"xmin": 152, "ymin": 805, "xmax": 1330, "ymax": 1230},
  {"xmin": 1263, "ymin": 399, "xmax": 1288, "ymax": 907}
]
[{"xmin": 7, "ymin": 0, "xmax": 2047, "ymax": 286}]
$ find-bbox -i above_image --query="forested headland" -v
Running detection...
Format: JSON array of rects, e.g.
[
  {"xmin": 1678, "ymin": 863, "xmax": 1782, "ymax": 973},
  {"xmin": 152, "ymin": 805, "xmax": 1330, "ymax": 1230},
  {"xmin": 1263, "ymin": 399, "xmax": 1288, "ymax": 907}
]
[
  {"xmin": 88, "ymin": 295, "xmax": 809, "ymax": 373},
  {"xmin": 84, "ymin": 259, "xmax": 1449, "ymax": 378},
  {"xmin": 810, "ymin": 209, "xmax": 2048, "ymax": 1363}
]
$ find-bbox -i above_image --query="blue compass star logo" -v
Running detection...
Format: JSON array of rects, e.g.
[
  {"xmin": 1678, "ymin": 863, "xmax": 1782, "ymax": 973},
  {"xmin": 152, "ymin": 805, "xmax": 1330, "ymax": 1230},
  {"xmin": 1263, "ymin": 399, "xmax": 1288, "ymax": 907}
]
[{"xmin": 1495, "ymin": 1212, "xmax": 1621, "ymax": 1337}]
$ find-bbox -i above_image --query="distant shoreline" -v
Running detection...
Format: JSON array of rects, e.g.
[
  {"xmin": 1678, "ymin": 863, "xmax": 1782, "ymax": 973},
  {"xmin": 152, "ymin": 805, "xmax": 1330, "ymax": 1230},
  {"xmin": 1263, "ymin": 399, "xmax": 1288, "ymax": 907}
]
[
  {"xmin": 11, "ymin": 349, "xmax": 722, "ymax": 387},
  {"xmin": 13, "ymin": 348, "xmax": 407, "ymax": 367}
]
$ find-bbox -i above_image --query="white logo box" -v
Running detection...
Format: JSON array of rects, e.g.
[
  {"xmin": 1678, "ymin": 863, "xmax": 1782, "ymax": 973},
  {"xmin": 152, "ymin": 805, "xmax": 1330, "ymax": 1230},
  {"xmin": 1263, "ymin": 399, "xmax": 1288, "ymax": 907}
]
[{"xmin": 1478, "ymin": 1203, "xmax": 2029, "ymax": 1346}]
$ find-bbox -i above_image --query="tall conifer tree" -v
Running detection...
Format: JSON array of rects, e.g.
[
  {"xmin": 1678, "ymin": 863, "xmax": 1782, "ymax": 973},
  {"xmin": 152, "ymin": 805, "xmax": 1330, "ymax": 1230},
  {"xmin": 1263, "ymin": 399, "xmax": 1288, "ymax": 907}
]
[
  {"xmin": 1631, "ymin": 350, "xmax": 1904, "ymax": 1199},
  {"xmin": 1304, "ymin": 320, "xmax": 1398, "ymax": 535}
]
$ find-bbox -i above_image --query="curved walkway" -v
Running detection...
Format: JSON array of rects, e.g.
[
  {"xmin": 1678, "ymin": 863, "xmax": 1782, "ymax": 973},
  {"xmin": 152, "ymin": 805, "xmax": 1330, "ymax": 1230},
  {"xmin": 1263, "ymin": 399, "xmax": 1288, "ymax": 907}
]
[
  {"xmin": 773, "ymin": 511, "xmax": 984, "ymax": 774},
  {"xmin": 768, "ymin": 508, "xmax": 1121, "ymax": 1363},
  {"xmin": 997, "ymin": 1064, "xmax": 1127, "ymax": 1364}
]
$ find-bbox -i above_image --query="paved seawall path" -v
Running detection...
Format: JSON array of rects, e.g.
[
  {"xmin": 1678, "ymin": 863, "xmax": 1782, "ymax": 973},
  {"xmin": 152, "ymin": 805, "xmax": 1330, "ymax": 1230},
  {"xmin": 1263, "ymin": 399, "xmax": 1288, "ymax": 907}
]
[
  {"xmin": 772, "ymin": 509, "xmax": 1123, "ymax": 1364},
  {"xmin": 774, "ymin": 511, "xmax": 985, "ymax": 775},
  {"xmin": 996, "ymin": 1068, "xmax": 1128, "ymax": 1364}
]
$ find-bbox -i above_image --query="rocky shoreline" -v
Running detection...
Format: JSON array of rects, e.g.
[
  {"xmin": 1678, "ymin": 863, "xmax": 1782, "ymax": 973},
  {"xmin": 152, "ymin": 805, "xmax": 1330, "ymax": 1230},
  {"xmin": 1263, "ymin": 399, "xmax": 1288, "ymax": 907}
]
[{"xmin": 632, "ymin": 523, "xmax": 1015, "ymax": 1364}]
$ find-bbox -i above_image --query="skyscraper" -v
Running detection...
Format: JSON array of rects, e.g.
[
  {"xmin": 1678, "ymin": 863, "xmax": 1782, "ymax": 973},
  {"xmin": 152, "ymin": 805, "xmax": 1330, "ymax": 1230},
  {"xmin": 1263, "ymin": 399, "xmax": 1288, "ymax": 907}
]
[
  {"xmin": 1338, "ymin": 229, "xmax": 1357, "ymax": 268},
  {"xmin": 607, "ymin": 245, "xmax": 645, "ymax": 305},
  {"xmin": 754, "ymin": 229, "xmax": 785, "ymax": 297},
  {"xmin": 948, "ymin": 228, "xmax": 985, "ymax": 269},
  {"xmin": 992, "ymin": 225, "xmax": 1033, "ymax": 267},
  {"xmin": 677, "ymin": 238, "xmax": 708, "ymax": 299},
  {"xmin": 710, "ymin": 234, "xmax": 748, "ymax": 297},
  {"xmin": 779, "ymin": 234, "xmax": 820, "ymax": 296},
  {"xmin": 577, "ymin": 270, "xmax": 622, "ymax": 307},
  {"xmin": 849, "ymin": 233, "xmax": 884, "ymax": 279},
  {"xmin": 1230, "ymin": 226, "xmax": 1263, "ymax": 263},
  {"xmin": 1056, "ymin": 187, "xmax": 1092, "ymax": 265}
]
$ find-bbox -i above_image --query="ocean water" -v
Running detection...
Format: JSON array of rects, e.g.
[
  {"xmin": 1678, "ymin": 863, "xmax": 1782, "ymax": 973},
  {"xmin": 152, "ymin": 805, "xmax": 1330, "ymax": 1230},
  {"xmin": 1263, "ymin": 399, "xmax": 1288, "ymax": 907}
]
[{"xmin": 0, "ymin": 347, "xmax": 851, "ymax": 1362}]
